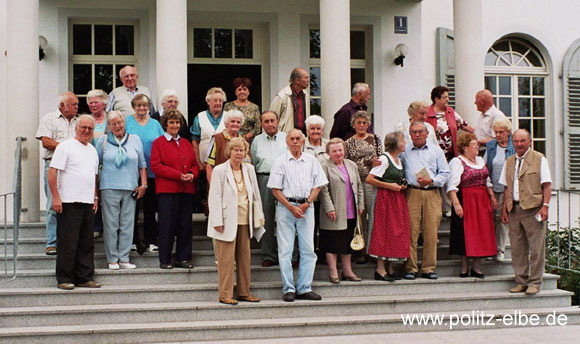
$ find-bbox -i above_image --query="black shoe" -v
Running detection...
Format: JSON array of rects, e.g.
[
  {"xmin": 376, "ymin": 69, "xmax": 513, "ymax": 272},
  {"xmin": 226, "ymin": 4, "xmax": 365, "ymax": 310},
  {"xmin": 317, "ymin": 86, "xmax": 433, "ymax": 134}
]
[
  {"xmin": 159, "ymin": 264, "xmax": 173, "ymax": 269},
  {"xmin": 283, "ymin": 292, "xmax": 295, "ymax": 302},
  {"xmin": 374, "ymin": 271, "xmax": 395, "ymax": 282},
  {"xmin": 403, "ymin": 272, "xmax": 416, "ymax": 280},
  {"xmin": 421, "ymin": 272, "xmax": 438, "ymax": 280},
  {"xmin": 459, "ymin": 272, "xmax": 469, "ymax": 278},
  {"xmin": 387, "ymin": 272, "xmax": 402, "ymax": 280},
  {"xmin": 296, "ymin": 291, "xmax": 322, "ymax": 301},
  {"xmin": 175, "ymin": 261, "xmax": 193, "ymax": 269},
  {"xmin": 470, "ymin": 268, "xmax": 484, "ymax": 279},
  {"xmin": 262, "ymin": 260, "xmax": 276, "ymax": 267}
]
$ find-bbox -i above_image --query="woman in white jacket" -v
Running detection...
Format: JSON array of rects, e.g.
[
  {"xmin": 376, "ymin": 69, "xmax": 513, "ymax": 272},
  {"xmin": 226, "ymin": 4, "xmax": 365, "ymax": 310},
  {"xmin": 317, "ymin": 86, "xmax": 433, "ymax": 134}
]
[{"xmin": 207, "ymin": 137, "xmax": 262, "ymax": 305}]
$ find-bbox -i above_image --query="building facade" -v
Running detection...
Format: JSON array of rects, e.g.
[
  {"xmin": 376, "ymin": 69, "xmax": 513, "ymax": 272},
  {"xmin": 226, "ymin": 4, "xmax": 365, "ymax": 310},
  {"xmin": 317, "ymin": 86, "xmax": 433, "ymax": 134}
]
[{"xmin": 1, "ymin": 0, "xmax": 580, "ymax": 221}]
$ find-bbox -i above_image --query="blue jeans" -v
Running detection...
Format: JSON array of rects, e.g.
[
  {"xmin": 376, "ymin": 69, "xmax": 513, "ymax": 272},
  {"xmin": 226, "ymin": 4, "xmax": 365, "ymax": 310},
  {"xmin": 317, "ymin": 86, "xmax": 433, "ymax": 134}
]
[
  {"xmin": 101, "ymin": 189, "xmax": 136, "ymax": 263},
  {"xmin": 44, "ymin": 160, "xmax": 57, "ymax": 248},
  {"xmin": 276, "ymin": 202, "xmax": 317, "ymax": 294}
]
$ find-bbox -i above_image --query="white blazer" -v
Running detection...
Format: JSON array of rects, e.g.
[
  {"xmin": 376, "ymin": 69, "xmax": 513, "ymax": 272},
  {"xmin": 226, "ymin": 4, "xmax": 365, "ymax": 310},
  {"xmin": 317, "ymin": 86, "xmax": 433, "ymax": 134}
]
[{"xmin": 207, "ymin": 161, "xmax": 262, "ymax": 242}]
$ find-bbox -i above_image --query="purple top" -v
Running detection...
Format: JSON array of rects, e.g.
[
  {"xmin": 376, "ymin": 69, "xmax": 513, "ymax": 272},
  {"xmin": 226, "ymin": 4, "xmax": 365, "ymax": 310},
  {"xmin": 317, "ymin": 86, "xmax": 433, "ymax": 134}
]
[{"xmin": 338, "ymin": 164, "xmax": 356, "ymax": 219}]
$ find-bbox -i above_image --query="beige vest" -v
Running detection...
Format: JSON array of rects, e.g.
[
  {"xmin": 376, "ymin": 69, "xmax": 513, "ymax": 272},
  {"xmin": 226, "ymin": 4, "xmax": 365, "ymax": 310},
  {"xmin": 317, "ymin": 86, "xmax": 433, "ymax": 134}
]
[
  {"xmin": 198, "ymin": 110, "xmax": 225, "ymax": 163},
  {"xmin": 504, "ymin": 149, "xmax": 544, "ymax": 211},
  {"xmin": 110, "ymin": 85, "xmax": 153, "ymax": 116}
]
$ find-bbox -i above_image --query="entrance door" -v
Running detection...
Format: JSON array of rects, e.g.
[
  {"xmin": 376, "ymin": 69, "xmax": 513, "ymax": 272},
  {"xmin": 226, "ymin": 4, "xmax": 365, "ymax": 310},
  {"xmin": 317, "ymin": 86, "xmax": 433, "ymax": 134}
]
[{"xmin": 187, "ymin": 64, "xmax": 262, "ymax": 125}]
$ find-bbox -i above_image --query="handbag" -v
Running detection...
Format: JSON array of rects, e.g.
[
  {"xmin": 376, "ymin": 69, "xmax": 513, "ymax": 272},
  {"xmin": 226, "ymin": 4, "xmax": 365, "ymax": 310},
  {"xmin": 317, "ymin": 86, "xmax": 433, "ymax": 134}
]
[
  {"xmin": 350, "ymin": 215, "xmax": 365, "ymax": 251},
  {"xmin": 252, "ymin": 199, "xmax": 265, "ymax": 229}
]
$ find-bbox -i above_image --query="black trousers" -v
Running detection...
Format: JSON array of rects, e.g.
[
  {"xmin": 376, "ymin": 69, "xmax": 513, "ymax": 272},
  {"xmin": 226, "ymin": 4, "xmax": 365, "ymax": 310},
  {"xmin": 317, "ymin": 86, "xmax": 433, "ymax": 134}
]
[
  {"xmin": 157, "ymin": 193, "xmax": 193, "ymax": 264},
  {"xmin": 134, "ymin": 177, "xmax": 159, "ymax": 245},
  {"xmin": 56, "ymin": 203, "xmax": 95, "ymax": 284}
]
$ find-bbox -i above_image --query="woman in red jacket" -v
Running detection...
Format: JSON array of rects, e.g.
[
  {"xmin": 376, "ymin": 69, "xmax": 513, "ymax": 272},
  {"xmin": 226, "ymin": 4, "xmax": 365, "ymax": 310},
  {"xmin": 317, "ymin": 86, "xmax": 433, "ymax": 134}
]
[{"xmin": 151, "ymin": 110, "xmax": 200, "ymax": 269}]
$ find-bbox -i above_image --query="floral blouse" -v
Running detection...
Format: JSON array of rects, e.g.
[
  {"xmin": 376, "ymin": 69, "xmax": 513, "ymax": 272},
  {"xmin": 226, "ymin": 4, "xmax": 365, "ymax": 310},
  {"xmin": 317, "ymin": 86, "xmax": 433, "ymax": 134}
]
[
  {"xmin": 224, "ymin": 101, "xmax": 261, "ymax": 137},
  {"xmin": 433, "ymin": 111, "xmax": 468, "ymax": 159},
  {"xmin": 345, "ymin": 134, "xmax": 383, "ymax": 180}
]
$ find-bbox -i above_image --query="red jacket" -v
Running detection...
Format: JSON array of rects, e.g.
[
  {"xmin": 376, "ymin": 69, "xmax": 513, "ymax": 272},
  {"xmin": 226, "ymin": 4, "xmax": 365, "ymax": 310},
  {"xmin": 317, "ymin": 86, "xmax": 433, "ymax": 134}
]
[
  {"xmin": 150, "ymin": 136, "xmax": 199, "ymax": 194},
  {"xmin": 426, "ymin": 104, "xmax": 459, "ymax": 157}
]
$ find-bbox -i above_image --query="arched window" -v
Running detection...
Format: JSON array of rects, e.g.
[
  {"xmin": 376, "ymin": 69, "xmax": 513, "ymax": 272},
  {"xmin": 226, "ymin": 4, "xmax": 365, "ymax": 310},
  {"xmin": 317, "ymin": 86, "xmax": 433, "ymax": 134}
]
[{"xmin": 484, "ymin": 38, "xmax": 548, "ymax": 153}]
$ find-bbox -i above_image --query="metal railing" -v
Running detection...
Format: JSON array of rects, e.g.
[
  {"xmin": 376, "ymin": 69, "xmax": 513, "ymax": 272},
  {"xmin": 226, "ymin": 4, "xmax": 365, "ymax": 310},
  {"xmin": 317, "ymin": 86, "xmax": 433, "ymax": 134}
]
[
  {"xmin": 1, "ymin": 136, "xmax": 25, "ymax": 283},
  {"xmin": 546, "ymin": 189, "xmax": 580, "ymax": 306}
]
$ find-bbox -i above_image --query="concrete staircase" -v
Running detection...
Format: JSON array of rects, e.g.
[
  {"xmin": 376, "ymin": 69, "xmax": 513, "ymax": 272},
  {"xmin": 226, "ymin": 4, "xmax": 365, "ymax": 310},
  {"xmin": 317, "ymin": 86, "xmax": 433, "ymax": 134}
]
[{"xmin": 1, "ymin": 219, "xmax": 579, "ymax": 343}]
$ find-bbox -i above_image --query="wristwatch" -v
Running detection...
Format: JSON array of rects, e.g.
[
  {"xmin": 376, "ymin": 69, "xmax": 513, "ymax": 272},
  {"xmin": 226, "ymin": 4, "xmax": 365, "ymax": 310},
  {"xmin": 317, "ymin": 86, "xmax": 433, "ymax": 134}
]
[{"xmin": 542, "ymin": 203, "xmax": 549, "ymax": 208}]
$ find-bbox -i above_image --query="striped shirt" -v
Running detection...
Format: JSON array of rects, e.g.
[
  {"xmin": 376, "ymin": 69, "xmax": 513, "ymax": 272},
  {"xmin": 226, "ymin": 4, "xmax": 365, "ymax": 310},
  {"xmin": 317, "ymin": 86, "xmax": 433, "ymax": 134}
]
[
  {"xmin": 267, "ymin": 151, "xmax": 328, "ymax": 199},
  {"xmin": 35, "ymin": 110, "xmax": 78, "ymax": 160},
  {"xmin": 490, "ymin": 145, "xmax": 506, "ymax": 192}
]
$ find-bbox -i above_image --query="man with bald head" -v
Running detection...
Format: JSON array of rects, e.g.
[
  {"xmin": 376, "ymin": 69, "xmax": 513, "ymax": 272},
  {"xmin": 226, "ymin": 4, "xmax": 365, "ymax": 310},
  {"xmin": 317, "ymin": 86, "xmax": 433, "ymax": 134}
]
[
  {"xmin": 270, "ymin": 67, "xmax": 310, "ymax": 134},
  {"xmin": 474, "ymin": 89, "xmax": 505, "ymax": 147},
  {"xmin": 268, "ymin": 129, "xmax": 328, "ymax": 302},
  {"xmin": 500, "ymin": 129, "xmax": 551, "ymax": 296},
  {"xmin": 107, "ymin": 65, "xmax": 155, "ymax": 116},
  {"xmin": 36, "ymin": 91, "xmax": 79, "ymax": 255}
]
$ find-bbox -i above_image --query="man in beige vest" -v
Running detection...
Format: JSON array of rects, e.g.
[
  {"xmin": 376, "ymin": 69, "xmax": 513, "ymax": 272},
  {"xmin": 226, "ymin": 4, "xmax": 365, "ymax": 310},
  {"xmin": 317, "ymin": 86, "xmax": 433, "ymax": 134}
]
[
  {"xmin": 270, "ymin": 68, "xmax": 310, "ymax": 134},
  {"xmin": 499, "ymin": 129, "xmax": 551, "ymax": 296}
]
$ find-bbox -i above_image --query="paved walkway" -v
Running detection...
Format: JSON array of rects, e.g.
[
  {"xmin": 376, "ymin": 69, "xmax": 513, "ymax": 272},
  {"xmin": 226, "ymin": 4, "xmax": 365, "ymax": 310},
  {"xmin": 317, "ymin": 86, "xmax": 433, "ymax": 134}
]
[{"xmin": 179, "ymin": 324, "xmax": 580, "ymax": 344}]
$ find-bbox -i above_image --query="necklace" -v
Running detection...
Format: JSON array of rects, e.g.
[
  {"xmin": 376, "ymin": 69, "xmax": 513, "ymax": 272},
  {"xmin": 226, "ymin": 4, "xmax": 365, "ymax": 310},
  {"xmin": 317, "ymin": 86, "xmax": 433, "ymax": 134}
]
[
  {"xmin": 464, "ymin": 155, "xmax": 477, "ymax": 164},
  {"xmin": 234, "ymin": 170, "xmax": 245, "ymax": 192}
]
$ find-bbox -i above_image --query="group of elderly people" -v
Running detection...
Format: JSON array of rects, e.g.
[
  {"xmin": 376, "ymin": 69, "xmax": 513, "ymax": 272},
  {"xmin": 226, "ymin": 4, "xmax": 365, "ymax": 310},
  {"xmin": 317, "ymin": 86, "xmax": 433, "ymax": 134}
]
[{"xmin": 44, "ymin": 66, "xmax": 548, "ymax": 301}]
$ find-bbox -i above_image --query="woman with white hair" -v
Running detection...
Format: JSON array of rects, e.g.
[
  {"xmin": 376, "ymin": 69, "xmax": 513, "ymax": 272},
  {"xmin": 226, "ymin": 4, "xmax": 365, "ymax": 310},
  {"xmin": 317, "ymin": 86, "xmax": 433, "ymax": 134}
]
[
  {"xmin": 87, "ymin": 89, "xmax": 109, "ymax": 145},
  {"xmin": 151, "ymin": 89, "xmax": 191, "ymax": 141},
  {"xmin": 483, "ymin": 117, "xmax": 515, "ymax": 261},
  {"xmin": 303, "ymin": 115, "xmax": 328, "ymax": 160},
  {"xmin": 205, "ymin": 109, "xmax": 250, "ymax": 184},
  {"xmin": 96, "ymin": 110, "xmax": 148, "ymax": 270}
]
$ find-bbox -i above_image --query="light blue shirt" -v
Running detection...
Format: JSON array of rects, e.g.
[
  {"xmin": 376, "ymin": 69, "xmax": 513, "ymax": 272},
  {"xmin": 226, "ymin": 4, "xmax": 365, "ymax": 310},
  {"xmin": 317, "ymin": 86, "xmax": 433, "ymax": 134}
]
[
  {"xmin": 400, "ymin": 142, "xmax": 450, "ymax": 188},
  {"xmin": 125, "ymin": 115, "xmax": 164, "ymax": 178},
  {"xmin": 96, "ymin": 134, "xmax": 147, "ymax": 191},
  {"xmin": 267, "ymin": 151, "xmax": 328, "ymax": 199},
  {"xmin": 250, "ymin": 131, "xmax": 288, "ymax": 173}
]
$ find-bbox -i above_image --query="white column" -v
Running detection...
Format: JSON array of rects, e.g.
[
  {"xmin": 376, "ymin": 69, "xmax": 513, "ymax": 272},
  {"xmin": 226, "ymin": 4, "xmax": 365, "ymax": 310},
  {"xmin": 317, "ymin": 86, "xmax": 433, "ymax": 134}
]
[
  {"xmin": 156, "ymin": 0, "xmax": 188, "ymax": 117},
  {"xmin": 320, "ymin": 0, "xmax": 351, "ymax": 137},
  {"xmin": 6, "ymin": 0, "xmax": 40, "ymax": 222},
  {"xmin": 453, "ymin": 0, "xmax": 484, "ymax": 124}
]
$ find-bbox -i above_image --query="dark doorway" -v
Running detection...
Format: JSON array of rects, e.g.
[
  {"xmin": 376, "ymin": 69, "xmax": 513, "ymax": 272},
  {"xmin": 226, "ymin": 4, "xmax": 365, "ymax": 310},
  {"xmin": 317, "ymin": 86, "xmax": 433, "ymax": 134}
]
[{"xmin": 187, "ymin": 64, "xmax": 262, "ymax": 125}]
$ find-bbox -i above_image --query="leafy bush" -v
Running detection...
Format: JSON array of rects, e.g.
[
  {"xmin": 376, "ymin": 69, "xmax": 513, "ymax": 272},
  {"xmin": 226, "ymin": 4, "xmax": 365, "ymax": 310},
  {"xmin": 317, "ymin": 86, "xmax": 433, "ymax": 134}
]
[{"xmin": 545, "ymin": 227, "xmax": 580, "ymax": 305}]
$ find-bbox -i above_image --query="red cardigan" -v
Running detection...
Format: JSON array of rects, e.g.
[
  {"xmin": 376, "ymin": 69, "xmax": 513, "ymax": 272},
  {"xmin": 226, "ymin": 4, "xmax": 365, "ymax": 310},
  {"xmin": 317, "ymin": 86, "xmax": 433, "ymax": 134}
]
[{"xmin": 150, "ymin": 136, "xmax": 199, "ymax": 194}]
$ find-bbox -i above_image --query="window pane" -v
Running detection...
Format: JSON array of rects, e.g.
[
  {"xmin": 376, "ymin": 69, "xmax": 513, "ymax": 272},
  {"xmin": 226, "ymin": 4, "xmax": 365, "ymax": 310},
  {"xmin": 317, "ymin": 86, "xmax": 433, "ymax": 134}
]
[
  {"xmin": 518, "ymin": 77, "xmax": 530, "ymax": 95},
  {"xmin": 310, "ymin": 67, "xmax": 321, "ymax": 97},
  {"xmin": 350, "ymin": 31, "xmax": 365, "ymax": 59},
  {"xmin": 518, "ymin": 119, "xmax": 531, "ymax": 132},
  {"xmin": 73, "ymin": 64, "xmax": 92, "ymax": 95},
  {"xmin": 310, "ymin": 98, "xmax": 322, "ymax": 117},
  {"xmin": 73, "ymin": 24, "xmax": 92, "ymax": 55},
  {"xmin": 518, "ymin": 98, "xmax": 531, "ymax": 117},
  {"xmin": 533, "ymin": 140, "xmax": 545, "ymax": 154},
  {"xmin": 194, "ymin": 28, "xmax": 212, "ymax": 58},
  {"xmin": 510, "ymin": 41, "xmax": 528, "ymax": 55},
  {"xmin": 351, "ymin": 68, "xmax": 365, "ymax": 90},
  {"xmin": 234, "ymin": 29, "xmax": 253, "ymax": 59},
  {"xmin": 78, "ymin": 97, "xmax": 89, "ymax": 115},
  {"xmin": 527, "ymin": 51, "xmax": 542, "ymax": 67},
  {"xmin": 533, "ymin": 119, "xmax": 545, "ymax": 138},
  {"xmin": 309, "ymin": 29, "xmax": 320, "ymax": 59},
  {"xmin": 533, "ymin": 77, "xmax": 545, "ymax": 95},
  {"xmin": 94, "ymin": 25, "xmax": 113, "ymax": 55},
  {"xmin": 499, "ymin": 98, "xmax": 512, "ymax": 117},
  {"xmin": 533, "ymin": 98, "xmax": 545, "ymax": 118},
  {"xmin": 95, "ymin": 64, "xmax": 113, "ymax": 93},
  {"xmin": 214, "ymin": 29, "xmax": 232, "ymax": 58},
  {"xmin": 485, "ymin": 51, "xmax": 497, "ymax": 66},
  {"xmin": 115, "ymin": 25, "xmax": 134, "ymax": 55},
  {"xmin": 485, "ymin": 76, "xmax": 497, "ymax": 94},
  {"xmin": 499, "ymin": 76, "xmax": 511, "ymax": 95}
]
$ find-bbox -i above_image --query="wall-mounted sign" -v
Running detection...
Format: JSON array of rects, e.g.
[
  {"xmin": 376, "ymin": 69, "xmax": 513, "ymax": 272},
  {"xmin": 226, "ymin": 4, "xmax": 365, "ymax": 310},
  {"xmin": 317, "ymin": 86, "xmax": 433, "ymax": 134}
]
[{"xmin": 395, "ymin": 16, "xmax": 408, "ymax": 34}]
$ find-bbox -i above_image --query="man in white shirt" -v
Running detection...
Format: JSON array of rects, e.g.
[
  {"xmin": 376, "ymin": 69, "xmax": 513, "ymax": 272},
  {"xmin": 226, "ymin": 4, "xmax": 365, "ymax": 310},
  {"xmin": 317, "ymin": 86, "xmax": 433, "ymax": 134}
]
[
  {"xmin": 474, "ymin": 89, "xmax": 506, "ymax": 147},
  {"xmin": 48, "ymin": 115, "xmax": 101, "ymax": 290},
  {"xmin": 499, "ymin": 129, "xmax": 551, "ymax": 296},
  {"xmin": 268, "ymin": 129, "xmax": 328, "ymax": 302}
]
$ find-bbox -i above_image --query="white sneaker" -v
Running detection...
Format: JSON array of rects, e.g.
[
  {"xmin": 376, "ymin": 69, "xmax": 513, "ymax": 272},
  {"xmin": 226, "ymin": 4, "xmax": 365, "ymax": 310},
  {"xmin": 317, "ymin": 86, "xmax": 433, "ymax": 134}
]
[
  {"xmin": 93, "ymin": 232, "xmax": 101, "ymax": 239},
  {"xmin": 108, "ymin": 263, "xmax": 120, "ymax": 270},
  {"xmin": 119, "ymin": 262, "xmax": 137, "ymax": 269},
  {"xmin": 147, "ymin": 244, "xmax": 159, "ymax": 253},
  {"xmin": 495, "ymin": 252, "xmax": 505, "ymax": 262}
]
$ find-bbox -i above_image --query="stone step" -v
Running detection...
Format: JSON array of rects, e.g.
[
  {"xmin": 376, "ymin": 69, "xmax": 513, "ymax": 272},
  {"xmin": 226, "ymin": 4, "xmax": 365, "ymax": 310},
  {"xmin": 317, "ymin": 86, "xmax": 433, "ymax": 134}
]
[
  {"xmin": 0, "ymin": 274, "xmax": 562, "ymax": 308},
  {"xmin": 2, "ymin": 306, "xmax": 579, "ymax": 343},
  {"xmin": 0, "ymin": 259, "xmax": 518, "ymax": 289},
  {"xmin": 0, "ymin": 289, "xmax": 572, "ymax": 328}
]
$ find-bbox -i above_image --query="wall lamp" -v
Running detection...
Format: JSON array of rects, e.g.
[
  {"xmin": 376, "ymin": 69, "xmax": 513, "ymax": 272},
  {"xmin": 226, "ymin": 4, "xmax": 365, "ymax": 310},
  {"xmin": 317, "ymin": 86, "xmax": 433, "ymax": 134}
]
[
  {"xmin": 394, "ymin": 43, "xmax": 408, "ymax": 67},
  {"xmin": 39, "ymin": 35, "xmax": 48, "ymax": 61}
]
